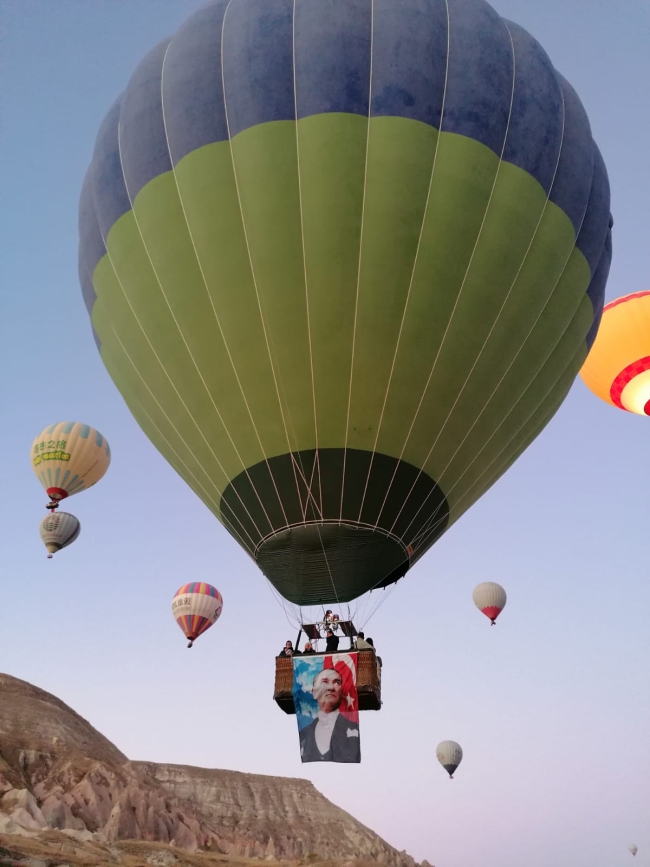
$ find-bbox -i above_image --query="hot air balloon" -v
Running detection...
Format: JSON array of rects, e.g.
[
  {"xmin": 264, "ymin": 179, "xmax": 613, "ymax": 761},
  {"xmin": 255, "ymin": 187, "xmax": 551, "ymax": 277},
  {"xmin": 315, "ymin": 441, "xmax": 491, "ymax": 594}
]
[
  {"xmin": 39, "ymin": 512, "xmax": 81, "ymax": 558},
  {"xmin": 580, "ymin": 292, "xmax": 650, "ymax": 416},
  {"xmin": 79, "ymin": 0, "xmax": 612, "ymax": 613},
  {"xmin": 472, "ymin": 581, "xmax": 507, "ymax": 625},
  {"xmin": 436, "ymin": 740, "xmax": 463, "ymax": 779},
  {"xmin": 31, "ymin": 423, "xmax": 110, "ymax": 510},
  {"xmin": 629, "ymin": 845, "xmax": 638, "ymax": 857},
  {"xmin": 172, "ymin": 582, "xmax": 223, "ymax": 648}
]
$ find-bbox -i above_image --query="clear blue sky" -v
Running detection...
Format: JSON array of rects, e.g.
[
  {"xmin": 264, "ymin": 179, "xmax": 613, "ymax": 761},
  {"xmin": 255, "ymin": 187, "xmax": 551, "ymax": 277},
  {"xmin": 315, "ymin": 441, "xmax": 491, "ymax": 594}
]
[{"xmin": 2, "ymin": 2, "xmax": 649, "ymax": 866}]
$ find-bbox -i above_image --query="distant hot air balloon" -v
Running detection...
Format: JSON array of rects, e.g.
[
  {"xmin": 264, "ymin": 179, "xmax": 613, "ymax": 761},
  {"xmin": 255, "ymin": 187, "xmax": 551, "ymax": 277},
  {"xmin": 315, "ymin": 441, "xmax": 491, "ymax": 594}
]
[
  {"xmin": 473, "ymin": 582, "xmax": 507, "ymax": 625},
  {"xmin": 629, "ymin": 845, "xmax": 638, "ymax": 857},
  {"xmin": 31, "ymin": 423, "xmax": 110, "ymax": 509},
  {"xmin": 580, "ymin": 292, "xmax": 650, "ymax": 416},
  {"xmin": 172, "ymin": 583, "xmax": 223, "ymax": 648},
  {"xmin": 437, "ymin": 740, "xmax": 463, "ymax": 779},
  {"xmin": 39, "ymin": 512, "xmax": 81, "ymax": 559},
  {"xmin": 79, "ymin": 0, "xmax": 612, "ymax": 611}
]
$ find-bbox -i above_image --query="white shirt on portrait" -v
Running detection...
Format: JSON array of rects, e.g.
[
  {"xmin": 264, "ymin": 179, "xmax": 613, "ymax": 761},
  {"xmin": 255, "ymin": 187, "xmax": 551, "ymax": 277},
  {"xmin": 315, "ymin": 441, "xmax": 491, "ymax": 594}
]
[{"xmin": 314, "ymin": 708, "xmax": 340, "ymax": 755}]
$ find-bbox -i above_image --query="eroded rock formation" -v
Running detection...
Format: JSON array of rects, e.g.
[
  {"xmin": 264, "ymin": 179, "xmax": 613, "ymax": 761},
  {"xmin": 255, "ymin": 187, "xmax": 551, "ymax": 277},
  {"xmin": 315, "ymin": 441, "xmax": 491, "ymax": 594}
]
[{"xmin": 0, "ymin": 674, "xmax": 422, "ymax": 866}]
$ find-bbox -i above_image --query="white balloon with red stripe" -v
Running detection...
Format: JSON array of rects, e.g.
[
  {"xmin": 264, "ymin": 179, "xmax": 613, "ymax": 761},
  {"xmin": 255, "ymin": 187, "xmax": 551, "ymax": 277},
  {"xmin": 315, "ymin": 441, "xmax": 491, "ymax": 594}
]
[
  {"xmin": 172, "ymin": 582, "xmax": 223, "ymax": 648},
  {"xmin": 472, "ymin": 582, "xmax": 507, "ymax": 625}
]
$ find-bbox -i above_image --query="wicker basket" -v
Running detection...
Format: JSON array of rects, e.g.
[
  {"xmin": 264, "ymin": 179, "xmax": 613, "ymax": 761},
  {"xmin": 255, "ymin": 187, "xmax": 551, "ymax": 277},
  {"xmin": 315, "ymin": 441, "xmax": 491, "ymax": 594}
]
[{"xmin": 273, "ymin": 650, "xmax": 381, "ymax": 714}]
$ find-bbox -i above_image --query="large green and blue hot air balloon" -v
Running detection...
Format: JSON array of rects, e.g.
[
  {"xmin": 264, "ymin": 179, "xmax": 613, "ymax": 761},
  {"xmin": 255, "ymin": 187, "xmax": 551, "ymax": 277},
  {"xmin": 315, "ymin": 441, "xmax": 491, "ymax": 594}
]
[{"xmin": 79, "ymin": 0, "xmax": 612, "ymax": 606}]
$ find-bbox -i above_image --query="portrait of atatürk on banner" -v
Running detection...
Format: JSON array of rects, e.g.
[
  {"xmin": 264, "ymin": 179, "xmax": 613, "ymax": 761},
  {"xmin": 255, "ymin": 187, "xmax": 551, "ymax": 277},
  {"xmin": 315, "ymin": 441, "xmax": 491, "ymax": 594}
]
[{"xmin": 292, "ymin": 652, "xmax": 360, "ymax": 763}]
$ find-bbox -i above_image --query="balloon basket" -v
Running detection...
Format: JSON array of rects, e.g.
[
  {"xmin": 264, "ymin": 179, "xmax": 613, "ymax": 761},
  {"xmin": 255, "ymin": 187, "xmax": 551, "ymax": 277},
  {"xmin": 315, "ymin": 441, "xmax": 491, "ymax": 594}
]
[{"xmin": 273, "ymin": 649, "xmax": 381, "ymax": 714}]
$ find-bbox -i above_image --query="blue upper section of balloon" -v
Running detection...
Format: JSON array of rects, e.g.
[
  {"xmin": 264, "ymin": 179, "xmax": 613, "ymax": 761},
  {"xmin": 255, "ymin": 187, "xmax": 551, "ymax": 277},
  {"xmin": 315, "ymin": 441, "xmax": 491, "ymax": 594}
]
[{"xmin": 79, "ymin": 0, "xmax": 612, "ymax": 350}]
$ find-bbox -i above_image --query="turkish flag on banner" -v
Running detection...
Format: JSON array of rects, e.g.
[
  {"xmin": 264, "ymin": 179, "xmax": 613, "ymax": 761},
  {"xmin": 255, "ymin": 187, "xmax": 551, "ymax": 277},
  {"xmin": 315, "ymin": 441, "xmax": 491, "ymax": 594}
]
[{"xmin": 323, "ymin": 652, "xmax": 359, "ymax": 724}]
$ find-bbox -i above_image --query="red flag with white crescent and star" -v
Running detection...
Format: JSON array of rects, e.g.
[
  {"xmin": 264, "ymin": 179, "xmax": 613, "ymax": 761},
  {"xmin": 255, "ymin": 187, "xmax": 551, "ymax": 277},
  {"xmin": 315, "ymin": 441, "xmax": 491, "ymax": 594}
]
[{"xmin": 323, "ymin": 652, "xmax": 359, "ymax": 723}]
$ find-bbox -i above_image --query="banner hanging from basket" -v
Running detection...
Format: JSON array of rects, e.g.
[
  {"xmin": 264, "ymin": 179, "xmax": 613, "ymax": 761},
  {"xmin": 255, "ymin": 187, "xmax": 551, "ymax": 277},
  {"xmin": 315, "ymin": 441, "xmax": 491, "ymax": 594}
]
[{"xmin": 292, "ymin": 652, "xmax": 361, "ymax": 763}]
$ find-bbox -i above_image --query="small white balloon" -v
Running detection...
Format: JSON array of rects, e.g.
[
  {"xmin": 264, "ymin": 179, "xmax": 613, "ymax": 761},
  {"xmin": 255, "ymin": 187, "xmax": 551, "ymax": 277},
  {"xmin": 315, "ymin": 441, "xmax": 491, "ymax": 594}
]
[
  {"xmin": 629, "ymin": 845, "xmax": 638, "ymax": 857},
  {"xmin": 436, "ymin": 740, "xmax": 463, "ymax": 779},
  {"xmin": 39, "ymin": 512, "xmax": 81, "ymax": 558},
  {"xmin": 472, "ymin": 581, "xmax": 507, "ymax": 625}
]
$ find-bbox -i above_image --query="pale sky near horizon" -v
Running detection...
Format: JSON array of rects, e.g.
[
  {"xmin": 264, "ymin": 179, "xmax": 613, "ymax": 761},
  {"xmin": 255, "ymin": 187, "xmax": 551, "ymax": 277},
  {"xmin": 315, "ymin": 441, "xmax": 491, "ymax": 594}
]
[{"xmin": 1, "ymin": 2, "xmax": 649, "ymax": 866}]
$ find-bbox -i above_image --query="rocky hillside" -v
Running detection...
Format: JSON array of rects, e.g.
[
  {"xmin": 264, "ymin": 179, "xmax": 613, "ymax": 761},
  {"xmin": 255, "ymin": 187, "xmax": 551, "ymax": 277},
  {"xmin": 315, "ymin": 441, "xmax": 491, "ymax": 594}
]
[
  {"xmin": 0, "ymin": 833, "xmax": 411, "ymax": 867},
  {"xmin": 0, "ymin": 674, "xmax": 427, "ymax": 866}
]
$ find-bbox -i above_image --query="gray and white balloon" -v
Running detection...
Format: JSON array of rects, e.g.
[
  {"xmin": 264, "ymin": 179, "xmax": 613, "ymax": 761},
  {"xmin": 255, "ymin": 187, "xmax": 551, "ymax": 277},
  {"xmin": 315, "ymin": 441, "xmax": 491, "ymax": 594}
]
[
  {"xmin": 436, "ymin": 740, "xmax": 463, "ymax": 779},
  {"xmin": 39, "ymin": 512, "xmax": 80, "ymax": 558}
]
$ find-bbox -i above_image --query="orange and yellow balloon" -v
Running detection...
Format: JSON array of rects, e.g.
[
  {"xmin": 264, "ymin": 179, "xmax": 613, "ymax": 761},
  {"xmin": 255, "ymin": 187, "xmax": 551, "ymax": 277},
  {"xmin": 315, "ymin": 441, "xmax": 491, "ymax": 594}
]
[
  {"xmin": 581, "ymin": 292, "xmax": 650, "ymax": 416},
  {"xmin": 31, "ymin": 422, "xmax": 110, "ymax": 507}
]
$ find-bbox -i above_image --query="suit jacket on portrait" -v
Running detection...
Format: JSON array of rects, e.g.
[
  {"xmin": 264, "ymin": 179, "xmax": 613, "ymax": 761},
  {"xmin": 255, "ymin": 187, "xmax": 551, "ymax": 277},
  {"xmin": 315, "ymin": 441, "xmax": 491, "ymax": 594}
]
[{"xmin": 299, "ymin": 712, "xmax": 360, "ymax": 763}]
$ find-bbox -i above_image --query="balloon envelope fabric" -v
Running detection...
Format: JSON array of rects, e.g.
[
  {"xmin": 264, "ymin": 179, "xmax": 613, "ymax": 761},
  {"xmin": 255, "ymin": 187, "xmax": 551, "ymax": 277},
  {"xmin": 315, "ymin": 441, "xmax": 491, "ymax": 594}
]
[
  {"xmin": 580, "ymin": 291, "xmax": 650, "ymax": 415},
  {"xmin": 292, "ymin": 652, "xmax": 360, "ymax": 763},
  {"xmin": 31, "ymin": 422, "xmax": 111, "ymax": 502},
  {"xmin": 79, "ymin": 0, "xmax": 612, "ymax": 606}
]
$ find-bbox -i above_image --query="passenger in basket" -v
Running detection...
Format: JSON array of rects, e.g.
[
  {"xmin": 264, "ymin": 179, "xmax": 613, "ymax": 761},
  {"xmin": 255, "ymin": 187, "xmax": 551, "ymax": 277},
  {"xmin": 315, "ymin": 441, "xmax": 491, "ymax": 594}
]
[
  {"xmin": 366, "ymin": 637, "xmax": 382, "ymax": 667},
  {"xmin": 325, "ymin": 629, "xmax": 339, "ymax": 653},
  {"xmin": 279, "ymin": 640, "xmax": 294, "ymax": 657},
  {"xmin": 302, "ymin": 641, "xmax": 316, "ymax": 655},
  {"xmin": 355, "ymin": 631, "xmax": 373, "ymax": 651}
]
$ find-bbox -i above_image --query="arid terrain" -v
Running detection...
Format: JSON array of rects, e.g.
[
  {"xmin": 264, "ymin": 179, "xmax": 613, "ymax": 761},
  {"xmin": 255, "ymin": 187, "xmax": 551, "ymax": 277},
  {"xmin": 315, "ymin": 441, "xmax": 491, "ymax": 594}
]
[
  {"xmin": 0, "ymin": 833, "xmax": 409, "ymax": 867},
  {"xmin": 0, "ymin": 674, "xmax": 429, "ymax": 867}
]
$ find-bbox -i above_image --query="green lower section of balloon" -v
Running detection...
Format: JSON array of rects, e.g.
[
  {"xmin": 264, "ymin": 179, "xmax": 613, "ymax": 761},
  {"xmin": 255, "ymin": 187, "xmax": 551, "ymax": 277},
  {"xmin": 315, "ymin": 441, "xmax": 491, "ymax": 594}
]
[
  {"xmin": 91, "ymin": 112, "xmax": 593, "ymax": 578},
  {"xmin": 257, "ymin": 523, "xmax": 411, "ymax": 605}
]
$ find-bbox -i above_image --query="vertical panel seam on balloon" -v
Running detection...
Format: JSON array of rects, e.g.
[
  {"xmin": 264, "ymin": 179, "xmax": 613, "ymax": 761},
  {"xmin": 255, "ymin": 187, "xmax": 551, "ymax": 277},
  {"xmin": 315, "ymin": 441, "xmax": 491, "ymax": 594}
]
[
  {"xmin": 407, "ymin": 351, "xmax": 577, "ymax": 554},
  {"xmin": 369, "ymin": 0, "xmax": 453, "ymax": 535},
  {"xmin": 398, "ymin": 63, "xmax": 570, "ymax": 547},
  {"xmin": 290, "ymin": 0, "xmax": 340, "ymax": 613},
  {"xmin": 109, "ymin": 350, "xmax": 258, "ymax": 558},
  {"xmin": 159, "ymin": 39, "xmax": 292, "ymax": 532},
  {"xmin": 356, "ymin": 0, "xmax": 452, "ymax": 527},
  {"xmin": 380, "ymin": 10, "xmax": 516, "ymax": 535},
  {"xmin": 103, "ymin": 321, "xmax": 239, "ymax": 522},
  {"xmin": 116, "ymin": 101, "xmax": 277, "ymax": 538},
  {"xmin": 383, "ymin": 15, "xmax": 519, "ymax": 536},
  {"xmin": 80, "ymin": 246, "xmax": 249, "ymax": 529},
  {"xmin": 221, "ymin": 0, "xmax": 319, "ymax": 536},
  {"xmin": 93, "ymin": 141, "xmax": 271, "ymax": 540},
  {"xmin": 92, "ymin": 218, "xmax": 267, "ymax": 548},
  {"xmin": 292, "ymin": 0, "xmax": 324, "ymax": 525},
  {"xmin": 388, "ymin": 19, "xmax": 522, "ymax": 535},
  {"xmin": 339, "ymin": 0, "xmax": 375, "ymax": 523},
  {"xmin": 291, "ymin": 0, "xmax": 323, "ymax": 524},
  {"xmin": 103, "ymin": 318, "xmax": 261, "ymax": 553},
  {"xmin": 86, "ymin": 251, "xmax": 263, "ymax": 545},
  {"xmin": 408, "ymin": 299, "xmax": 586, "ymax": 553},
  {"xmin": 401, "ymin": 92, "xmax": 600, "ymax": 549}
]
